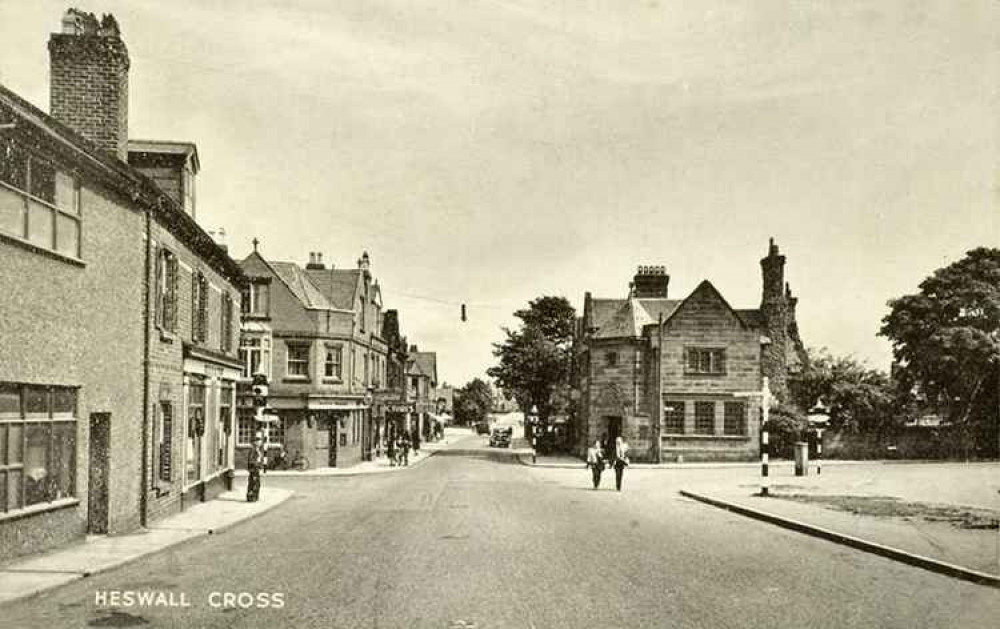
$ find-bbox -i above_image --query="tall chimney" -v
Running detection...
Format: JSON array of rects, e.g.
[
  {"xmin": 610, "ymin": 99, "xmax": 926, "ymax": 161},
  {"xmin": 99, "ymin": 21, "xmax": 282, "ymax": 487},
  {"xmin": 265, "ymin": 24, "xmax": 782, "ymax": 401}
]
[
  {"xmin": 632, "ymin": 265, "xmax": 670, "ymax": 299},
  {"xmin": 306, "ymin": 251, "xmax": 325, "ymax": 270},
  {"xmin": 760, "ymin": 238, "xmax": 789, "ymax": 401},
  {"xmin": 49, "ymin": 10, "xmax": 130, "ymax": 160}
]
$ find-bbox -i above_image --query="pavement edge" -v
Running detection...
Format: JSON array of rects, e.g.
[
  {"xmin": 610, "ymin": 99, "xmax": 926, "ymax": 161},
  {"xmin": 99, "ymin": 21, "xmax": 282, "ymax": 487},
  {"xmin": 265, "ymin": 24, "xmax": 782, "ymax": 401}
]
[
  {"xmin": 678, "ymin": 489, "xmax": 1000, "ymax": 589},
  {"xmin": 0, "ymin": 489, "xmax": 295, "ymax": 608}
]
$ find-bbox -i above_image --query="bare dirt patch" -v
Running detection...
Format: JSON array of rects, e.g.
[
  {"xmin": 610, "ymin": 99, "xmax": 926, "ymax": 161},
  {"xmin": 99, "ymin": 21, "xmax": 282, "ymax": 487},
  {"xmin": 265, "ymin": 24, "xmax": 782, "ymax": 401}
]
[{"xmin": 772, "ymin": 494, "xmax": 999, "ymax": 530}]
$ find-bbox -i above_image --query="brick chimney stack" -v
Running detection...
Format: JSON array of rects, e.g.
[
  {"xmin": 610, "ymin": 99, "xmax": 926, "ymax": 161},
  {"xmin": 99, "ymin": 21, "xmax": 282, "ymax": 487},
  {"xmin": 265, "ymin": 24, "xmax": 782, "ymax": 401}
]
[
  {"xmin": 49, "ymin": 9, "xmax": 130, "ymax": 160},
  {"xmin": 632, "ymin": 265, "xmax": 670, "ymax": 299},
  {"xmin": 306, "ymin": 251, "xmax": 325, "ymax": 270},
  {"xmin": 760, "ymin": 238, "xmax": 789, "ymax": 401}
]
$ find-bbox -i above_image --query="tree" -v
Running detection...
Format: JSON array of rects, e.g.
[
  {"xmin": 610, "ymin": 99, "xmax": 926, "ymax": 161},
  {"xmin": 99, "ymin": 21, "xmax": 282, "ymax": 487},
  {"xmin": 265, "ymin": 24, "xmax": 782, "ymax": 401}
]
[
  {"xmin": 789, "ymin": 348, "xmax": 898, "ymax": 437},
  {"xmin": 879, "ymin": 247, "xmax": 1000, "ymax": 456},
  {"xmin": 487, "ymin": 296, "xmax": 576, "ymax": 423},
  {"xmin": 453, "ymin": 378, "xmax": 493, "ymax": 426}
]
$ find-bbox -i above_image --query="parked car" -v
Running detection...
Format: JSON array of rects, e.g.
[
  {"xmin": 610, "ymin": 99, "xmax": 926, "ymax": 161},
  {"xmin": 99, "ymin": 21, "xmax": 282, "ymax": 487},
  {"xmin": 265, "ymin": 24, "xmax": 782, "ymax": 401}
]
[
  {"xmin": 475, "ymin": 421, "xmax": 490, "ymax": 435},
  {"xmin": 489, "ymin": 427, "xmax": 512, "ymax": 448}
]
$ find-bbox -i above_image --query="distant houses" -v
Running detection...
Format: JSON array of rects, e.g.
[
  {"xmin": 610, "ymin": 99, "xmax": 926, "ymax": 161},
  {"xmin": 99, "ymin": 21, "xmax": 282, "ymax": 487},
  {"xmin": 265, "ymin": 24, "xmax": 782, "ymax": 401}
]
[{"xmin": 573, "ymin": 240, "xmax": 807, "ymax": 462}]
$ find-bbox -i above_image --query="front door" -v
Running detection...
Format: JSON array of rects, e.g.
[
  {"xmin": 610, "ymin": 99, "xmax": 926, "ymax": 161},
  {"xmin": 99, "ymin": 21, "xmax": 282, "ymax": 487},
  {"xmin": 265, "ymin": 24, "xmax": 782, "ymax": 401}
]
[
  {"xmin": 314, "ymin": 417, "xmax": 330, "ymax": 469},
  {"xmin": 87, "ymin": 413, "xmax": 110, "ymax": 534},
  {"xmin": 605, "ymin": 416, "xmax": 622, "ymax": 448}
]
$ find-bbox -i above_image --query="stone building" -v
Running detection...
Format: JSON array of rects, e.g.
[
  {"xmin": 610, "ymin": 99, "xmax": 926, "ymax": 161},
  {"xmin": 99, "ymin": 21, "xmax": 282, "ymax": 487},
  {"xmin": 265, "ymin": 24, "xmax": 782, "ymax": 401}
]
[
  {"xmin": 236, "ymin": 248, "xmax": 388, "ymax": 469},
  {"xmin": 574, "ymin": 239, "xmax": 806, "ymax": 462},
  {"xmin": 0, "ymin": 10, "xmax": 244, "ymax": 561}
]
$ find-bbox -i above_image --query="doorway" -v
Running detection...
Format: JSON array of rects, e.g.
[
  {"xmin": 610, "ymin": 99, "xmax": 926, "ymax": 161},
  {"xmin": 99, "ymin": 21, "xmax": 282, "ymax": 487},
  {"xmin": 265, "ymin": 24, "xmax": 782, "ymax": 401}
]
[
  {"xmin": 87, "ymin": 413, "xmax": 110, "ymax": 534},
  {"xmin": 604, "ymin": 416, "xmax": 622, "ymax": 449}
]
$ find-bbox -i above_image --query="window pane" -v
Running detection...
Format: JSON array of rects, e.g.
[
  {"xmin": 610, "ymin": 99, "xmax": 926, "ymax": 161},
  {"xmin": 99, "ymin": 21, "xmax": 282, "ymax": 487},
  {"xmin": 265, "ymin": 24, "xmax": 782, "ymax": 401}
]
[
  {"xmin": 29, "ymin": 160, "xmax": 56, "ymax": 203},
  {"xmin": 27, "ymin": 201, "xmax": 54, "ymax": 248},
  {"xmin": 7, "ymin": 469, "xmax": 21, "ymax": 510},
  {"xmin": 55, "ymin": 214, "xmax": 80, "ymax": 257},
  {"xmin": 0, "ymin": 185, "xmax": 25, "ymax": 237},
  {"xmin": 0, "ymin": 139, "xmax": 28, "ymax": 189},
  {"xmin": 54, "ymin": 172, "xmax": 78, "ymax": 214},
  {"xmin": 0, "ymin": 384, "xmax": 20, "ymax": 418},
  {"xmin": 695, "ymin": 401, "xmax": 715, "ymax": 434},
  {"xmin": 24, "ymin": 386, "xmax": 49, "ymax": 417},
  {"xmin": 24, "ymin": 422, "xmax": 52, "ymax": 506},
  {"xmin": 8, "ymin": 423, "xmax": 22, "ymax": 464},
  {"xmin": 52, "ymin": 387, "xmax": 77, "ymax": 416},
  {"xmin": 51, "ymin": 423, "xmax": 76, "ymax": 499}
]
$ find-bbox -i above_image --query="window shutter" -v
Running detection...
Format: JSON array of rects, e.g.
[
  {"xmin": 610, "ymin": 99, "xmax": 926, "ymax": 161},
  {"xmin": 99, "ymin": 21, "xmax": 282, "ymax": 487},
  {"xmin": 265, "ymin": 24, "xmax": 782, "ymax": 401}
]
[
  {"xmin": 191, "ymin": 272, "xmax": 200, "ymax": 341},
  {"xmin": 160, "ymin": 403, "xmax": 173, "ymax": 482},
  {"xmin": 199, "ymin": 275, "xmax": 209, "ymax": 343},
  {"xmin": 166, "ymin": 256, "xmax": 178, "ymax": 332},
  {"xmin": 154, "ymin": 248, "xmax": 163, "ymax": 328}
]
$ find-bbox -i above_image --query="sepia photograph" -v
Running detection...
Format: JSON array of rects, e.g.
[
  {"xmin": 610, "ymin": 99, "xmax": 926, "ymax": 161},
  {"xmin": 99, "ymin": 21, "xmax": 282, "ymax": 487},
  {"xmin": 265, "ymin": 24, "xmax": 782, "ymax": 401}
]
[{"xmin": 0, "ymin": 1, "xmax": 997, "ymax": 627}]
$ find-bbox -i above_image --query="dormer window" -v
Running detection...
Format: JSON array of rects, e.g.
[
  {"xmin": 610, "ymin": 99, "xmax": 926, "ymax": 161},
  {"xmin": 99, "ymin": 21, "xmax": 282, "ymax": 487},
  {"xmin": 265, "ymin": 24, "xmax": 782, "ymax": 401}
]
[{"xmin": 241, "ymin": 279, "xmax": 270, "ymax": 318}]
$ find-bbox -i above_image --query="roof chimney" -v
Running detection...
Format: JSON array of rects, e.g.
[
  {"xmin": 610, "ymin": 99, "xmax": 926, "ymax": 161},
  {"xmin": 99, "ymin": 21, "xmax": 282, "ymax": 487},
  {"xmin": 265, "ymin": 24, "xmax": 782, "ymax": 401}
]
[
  {"xmin": 306, "ymin": 251, "xmax": 325, "ymax": 270},
  {"xmin": 49, "ymin": 10, "xmax": 130, "ymax": 160},
  {"xmin": 632, "ymin": 265, "xmax": 670, "ymax": 298}
]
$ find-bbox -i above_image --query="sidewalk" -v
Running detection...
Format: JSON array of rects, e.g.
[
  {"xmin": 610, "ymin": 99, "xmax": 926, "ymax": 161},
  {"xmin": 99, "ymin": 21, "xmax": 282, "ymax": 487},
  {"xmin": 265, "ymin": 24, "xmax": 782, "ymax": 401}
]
[
  {"xmin": 515, "ymin": 445, "xmax": 882, "ymax": 470},
  {"xmin": 0, "ymin": 487, "xmax": 293, "ymax": 606},
  {"xmin": 234, "ymin": 426, "xmax": 477, "ymax": 477},
  {"xmin": 678, "ymin": 462, "xmax": 1000, "ymax": 587}
]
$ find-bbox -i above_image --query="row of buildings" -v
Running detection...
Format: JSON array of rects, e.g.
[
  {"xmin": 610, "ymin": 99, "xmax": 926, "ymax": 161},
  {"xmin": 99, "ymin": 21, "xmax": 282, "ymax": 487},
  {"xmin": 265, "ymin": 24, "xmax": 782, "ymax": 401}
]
[
  {"xmin": 0, "ymin": 10, "xmax": 445, "ymax": 563},
  {"xmin": 571, "ymin": 240, "xmax": 808, "ymax": 462}
]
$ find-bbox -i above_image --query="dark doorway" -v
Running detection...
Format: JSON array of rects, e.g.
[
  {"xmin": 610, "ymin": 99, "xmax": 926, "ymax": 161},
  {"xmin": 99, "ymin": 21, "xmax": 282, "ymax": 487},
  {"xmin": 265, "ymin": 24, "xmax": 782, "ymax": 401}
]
[
  {"xmin": 604, "ymin": 416, "xmax": 622, "ymax": 448},
  {"xmin": 87, "ymin": 413, "xmax": 110, "ymax": 534},
  {"xmin": 328, "ymin": 418, "xmax": 339, "ymax": 468}
]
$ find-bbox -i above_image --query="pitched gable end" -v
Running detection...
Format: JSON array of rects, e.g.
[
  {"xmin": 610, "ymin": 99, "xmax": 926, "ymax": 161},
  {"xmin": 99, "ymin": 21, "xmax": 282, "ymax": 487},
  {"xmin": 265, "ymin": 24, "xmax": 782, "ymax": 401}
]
[{"xmin": 664, "ymin": 280, "xmax": 749, "ymax": 330}]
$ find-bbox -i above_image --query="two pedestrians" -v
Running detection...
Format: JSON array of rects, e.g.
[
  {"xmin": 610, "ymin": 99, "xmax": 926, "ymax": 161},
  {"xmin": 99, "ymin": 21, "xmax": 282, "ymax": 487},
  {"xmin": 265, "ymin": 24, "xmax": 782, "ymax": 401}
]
[{"xmin": 585, "ymin": 436, "xmax": 630, "ymax": 491}]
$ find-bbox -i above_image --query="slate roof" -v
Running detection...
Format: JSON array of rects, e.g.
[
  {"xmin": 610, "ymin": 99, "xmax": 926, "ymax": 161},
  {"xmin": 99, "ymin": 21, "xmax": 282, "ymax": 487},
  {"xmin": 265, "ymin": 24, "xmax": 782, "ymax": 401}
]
[
  {"xmin": 736, "ymin": 309, "xmax": 765, "ymax": 329},
  {"xmin": 591, "ymin": 298, "xmax": 681, "ymax": 339},
  {"xmin": 305, "ymin": 268, "xmax": 361, "ymax": 310},
  {"xmin": 407, "ymin": 352, "xmax": 438, "ymax": 384},
  {"xmin": 269, "ymin": 262, "xmax": 333, "ymax": 310}
]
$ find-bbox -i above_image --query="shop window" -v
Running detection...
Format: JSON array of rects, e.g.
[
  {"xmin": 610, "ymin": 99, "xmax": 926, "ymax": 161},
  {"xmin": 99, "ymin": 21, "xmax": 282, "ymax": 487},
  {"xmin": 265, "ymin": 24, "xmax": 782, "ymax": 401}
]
[{"xmin": 0, "ymin": 383, "xmax": 77, "ymax": 514}]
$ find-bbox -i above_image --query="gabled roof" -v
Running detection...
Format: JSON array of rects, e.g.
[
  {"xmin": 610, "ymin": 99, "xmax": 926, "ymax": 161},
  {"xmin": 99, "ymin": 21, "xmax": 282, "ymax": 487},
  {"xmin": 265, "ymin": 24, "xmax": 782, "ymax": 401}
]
[
  {"xmin": 659, "ymin": 280, "xmax": 749, "ymax": 330},
  {"xmin": 407, "ymin": 352, "xmax": 438, "ymax": 384},
  {"xmin": 269, "ymin": 262, "xmax": 334, "ymax": 310},
  {"xmin": 305, "ymin": 268, "xmax": 362, "ymax": 310},
  {"xmin": 735, "ymin": 309, "xmax": 764, "ymax": 329}
]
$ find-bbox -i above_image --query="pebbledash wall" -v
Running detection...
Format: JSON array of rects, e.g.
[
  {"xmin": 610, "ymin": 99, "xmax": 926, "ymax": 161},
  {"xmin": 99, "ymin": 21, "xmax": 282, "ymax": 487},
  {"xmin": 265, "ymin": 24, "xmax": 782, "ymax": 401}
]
[{"xmin": 0, "ymin": 172, "xmax": 145, "ymax": 557}]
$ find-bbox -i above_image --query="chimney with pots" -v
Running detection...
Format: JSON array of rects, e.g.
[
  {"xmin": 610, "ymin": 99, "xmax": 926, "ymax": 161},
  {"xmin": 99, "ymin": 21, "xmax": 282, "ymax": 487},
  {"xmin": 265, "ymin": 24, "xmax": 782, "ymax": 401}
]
[
  {"xmin": 631, "ymin": 265, "xmax": 670, "ymax": 299},
  {"xmin": 49, "ymin": 9, "xmax": 130, "ymax": 160},
  {"xmin": 306, "ymin": 251, "xmax": 325, "ymax": 270}
]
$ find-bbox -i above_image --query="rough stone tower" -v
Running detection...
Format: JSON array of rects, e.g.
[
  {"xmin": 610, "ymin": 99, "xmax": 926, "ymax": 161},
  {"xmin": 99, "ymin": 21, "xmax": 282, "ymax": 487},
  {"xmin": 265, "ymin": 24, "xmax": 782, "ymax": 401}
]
[{"xmin": 760, "ymin": 238, "xmax": 789, "ymax": 402}]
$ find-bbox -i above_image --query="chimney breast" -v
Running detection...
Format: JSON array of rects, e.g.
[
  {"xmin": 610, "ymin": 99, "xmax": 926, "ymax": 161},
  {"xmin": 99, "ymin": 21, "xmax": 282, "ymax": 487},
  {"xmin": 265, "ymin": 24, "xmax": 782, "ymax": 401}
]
[{"xmin": 49, "ymin": 10, "xmax": 130, "ymax": 160}]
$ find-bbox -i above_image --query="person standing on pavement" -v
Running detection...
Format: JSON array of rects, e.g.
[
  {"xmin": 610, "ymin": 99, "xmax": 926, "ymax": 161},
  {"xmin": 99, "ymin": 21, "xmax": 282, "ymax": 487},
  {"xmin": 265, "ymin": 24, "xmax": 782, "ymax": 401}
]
[
  {"xmin": 246, "ymin": 433, "xmax": 266, "ymax": 502},
  {"xmin": 611, "ymin": 436, "xmax": 630, "ymax": 491},
  {"xmin": 387, "ymin": 426, "xmax": 397, "ymax": 467},
  {"xmin": 399, "ymin": 432, "xmax": 410, "ymax": 466},
  {"xmin": 586, "ymin": 439, "xmax": 605, "ymax": 489}
]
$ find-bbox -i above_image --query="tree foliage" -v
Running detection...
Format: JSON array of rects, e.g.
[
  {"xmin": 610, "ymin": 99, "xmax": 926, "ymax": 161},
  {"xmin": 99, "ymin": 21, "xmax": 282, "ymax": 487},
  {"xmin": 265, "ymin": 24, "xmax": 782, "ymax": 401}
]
[
  {"xmin": 790, "ymin": 348, "xmax": 897, "ymax": 435},
  {"xmin": 453, "ymin": 378, "xmax": 493, "ymax": 426},
  {"xmin": 487, "ymin": 296, "xmax": 576, "ymax": 421},
  {"xmin": 879, "ymin": 248, "xmax": 1000, "ymax": 452}
]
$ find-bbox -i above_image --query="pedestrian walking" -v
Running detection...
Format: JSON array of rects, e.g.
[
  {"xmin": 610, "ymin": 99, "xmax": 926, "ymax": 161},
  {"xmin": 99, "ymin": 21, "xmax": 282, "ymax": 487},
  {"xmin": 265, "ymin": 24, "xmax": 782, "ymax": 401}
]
[
  {"xmin": 246, "ymin": 433, "xmax": 266, "ymax": 502},
  {"xmin": 586, "ymin": 439, "xmax": 605, "ymax": 489},
  {"xmin": 399, "ymin": 433, "xmax": 410, "ymax": 466},
  {"xmin": 387, "ymin": 429, "xmax": 397, "ymax": 467},
  {"xmin": 611, "ymin": 436, "xmax": 630, "ymax": 491}
]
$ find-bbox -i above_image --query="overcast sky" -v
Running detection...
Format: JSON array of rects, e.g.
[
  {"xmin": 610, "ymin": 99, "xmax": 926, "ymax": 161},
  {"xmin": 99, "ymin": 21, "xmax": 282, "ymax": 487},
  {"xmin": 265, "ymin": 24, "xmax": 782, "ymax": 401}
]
[{"xmin": 1, "ymin": 0, "xmax": 995, "ymax": 385}]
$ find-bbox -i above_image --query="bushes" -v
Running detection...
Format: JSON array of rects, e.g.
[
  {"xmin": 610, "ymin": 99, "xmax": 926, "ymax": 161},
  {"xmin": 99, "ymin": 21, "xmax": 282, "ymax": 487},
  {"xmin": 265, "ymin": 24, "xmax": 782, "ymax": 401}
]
[{"xmin": 765, "ymin": 405, "xmax": 808, "ymax": 459}]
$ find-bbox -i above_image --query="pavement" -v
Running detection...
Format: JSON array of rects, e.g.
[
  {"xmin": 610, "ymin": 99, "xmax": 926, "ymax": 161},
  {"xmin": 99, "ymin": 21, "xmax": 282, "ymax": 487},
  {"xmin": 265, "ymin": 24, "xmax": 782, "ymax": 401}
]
[
  {"xmin": 4, "ymin": 436, "xmax": 997, "ymax": 628},
  {"xmin": 0, "ymin": 428, "xmax": 475, "ymax": 608},
  {"xmin": 0, "ymin": 487, "xmax": 293, "ymax": 606}
]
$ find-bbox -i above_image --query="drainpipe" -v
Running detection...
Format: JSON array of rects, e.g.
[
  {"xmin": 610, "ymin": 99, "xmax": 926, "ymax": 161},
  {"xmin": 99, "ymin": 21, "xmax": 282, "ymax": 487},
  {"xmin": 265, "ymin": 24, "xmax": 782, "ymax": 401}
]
[{"xmin": 140, "ymin": 205, "xmax": 151, "ymax": 527}]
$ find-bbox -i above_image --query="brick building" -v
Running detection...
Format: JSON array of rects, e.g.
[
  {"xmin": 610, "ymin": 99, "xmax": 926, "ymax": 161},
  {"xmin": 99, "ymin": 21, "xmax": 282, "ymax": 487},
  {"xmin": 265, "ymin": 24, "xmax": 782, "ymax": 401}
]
[
  {"xmin": 574, "ymin": 239, "xmax": 806, "ymax": 462},
  {"xmin": 0, "ymin": 10, "xmax": 244, "ymax": 561},
  {"xmin": 236, "ymin": 248, "xmax": 388, "ymax": 469},
  {"xmin": 406, "ymin": 348, "xmax": 439, "ymax": 442}
]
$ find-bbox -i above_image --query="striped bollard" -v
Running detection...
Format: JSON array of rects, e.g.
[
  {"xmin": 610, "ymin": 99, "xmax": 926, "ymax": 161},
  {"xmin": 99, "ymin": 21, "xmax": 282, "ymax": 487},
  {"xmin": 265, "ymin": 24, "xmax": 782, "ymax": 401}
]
[
  {"xmin": 816, "ymin": 429, "xmax": 823, "ymax": 476},
  {"xmin": 760, "ymin": 428, "xmax": 769, "ymax": 497}
]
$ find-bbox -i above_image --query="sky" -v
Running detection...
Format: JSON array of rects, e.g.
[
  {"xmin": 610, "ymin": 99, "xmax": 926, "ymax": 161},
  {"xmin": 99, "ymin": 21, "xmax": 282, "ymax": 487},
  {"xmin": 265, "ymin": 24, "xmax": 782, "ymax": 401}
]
[{"xmin": 0, "ymin": 0, "xmax": 995, "ymax": 385}]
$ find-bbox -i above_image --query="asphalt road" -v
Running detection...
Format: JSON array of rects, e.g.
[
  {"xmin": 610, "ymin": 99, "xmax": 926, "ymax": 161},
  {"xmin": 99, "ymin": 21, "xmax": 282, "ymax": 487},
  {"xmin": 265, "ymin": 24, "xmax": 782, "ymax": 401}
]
[{"xmin": 4, "ymin": 432, "xmax": 998, "ymax": 629}]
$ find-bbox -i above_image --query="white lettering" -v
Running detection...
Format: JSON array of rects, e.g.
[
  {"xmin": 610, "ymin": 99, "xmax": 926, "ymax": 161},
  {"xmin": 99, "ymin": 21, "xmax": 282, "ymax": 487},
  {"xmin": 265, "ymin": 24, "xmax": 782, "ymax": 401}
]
[
  {"xmin": 136, "ymin": 591, "xmax": 156, "ymax": 606},
  {"xmin": 180, "ymin": 592, "xmax": 191, "ymax": 607},
  {"xmin": 95, "ymin": 590, "xmax": 108, "ymax": 606},
  {"xmin": 223, "ymin": 592, "xmax": 237, "ymax": 608},
  {"xmin": 271, "ymin": 592, "xmax": 285, "ymax": 609},
  {"xmin": 109, "ymin": 591, "xmax": 122, "ymax": 607},
  {"xmin": 237, "ymin": 592, "xmax": 254, "ymax": 608},
  {"xmin": 208, "ymin": 592, "xmax": 222, "ymax": 608}
]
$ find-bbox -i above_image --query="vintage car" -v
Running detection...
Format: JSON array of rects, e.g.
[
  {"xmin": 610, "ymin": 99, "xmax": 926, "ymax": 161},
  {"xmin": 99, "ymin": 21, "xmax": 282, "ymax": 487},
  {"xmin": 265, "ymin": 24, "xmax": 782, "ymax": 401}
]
[{"xmin": 489, "ymin": 426, "xmax": 512, "ymax": 448}]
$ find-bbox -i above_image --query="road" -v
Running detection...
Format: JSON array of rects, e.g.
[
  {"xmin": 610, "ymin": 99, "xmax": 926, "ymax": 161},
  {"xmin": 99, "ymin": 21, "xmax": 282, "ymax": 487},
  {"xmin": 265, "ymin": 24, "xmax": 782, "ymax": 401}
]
[{"xmin": 4, "ymin": 431, "xmax": 998, "ymax": 629}]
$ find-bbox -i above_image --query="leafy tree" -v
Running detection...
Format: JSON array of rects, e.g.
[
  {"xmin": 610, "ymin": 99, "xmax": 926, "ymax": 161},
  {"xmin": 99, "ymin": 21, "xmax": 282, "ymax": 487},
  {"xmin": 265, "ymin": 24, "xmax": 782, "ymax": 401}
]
[
  {"xmin": 879, "ymin": 247, "xmax": 1000, "ymax": 456},
  {"xmin": 790, "ymin": 348, "xmax": 898, "ymax": 436},
  {"xmin": 453, "ymin": 378, "xmax": 493, "ymax": 426},
  {"xmin": 488, "ymin": 296, "xmax": 576, "ymax": 422},
  {"xmin": 765, "ymin": 404, "xmax": 809, "ymax": 459}
]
